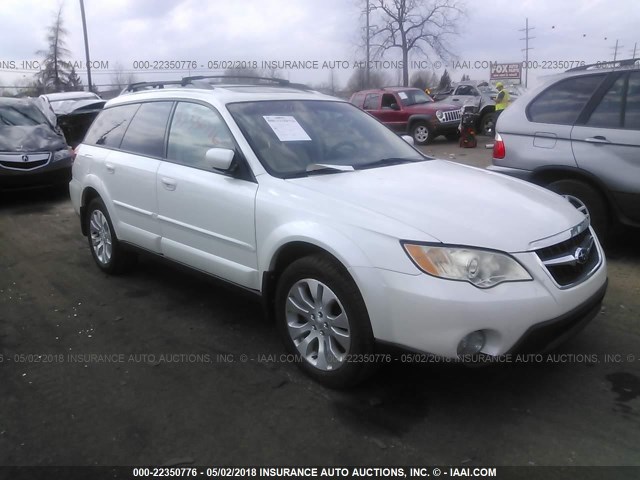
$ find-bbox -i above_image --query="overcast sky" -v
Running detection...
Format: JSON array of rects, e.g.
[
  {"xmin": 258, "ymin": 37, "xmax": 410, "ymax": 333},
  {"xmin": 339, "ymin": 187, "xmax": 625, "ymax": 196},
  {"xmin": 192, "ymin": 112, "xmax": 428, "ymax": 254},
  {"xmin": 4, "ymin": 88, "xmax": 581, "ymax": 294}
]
[{"xmin": 0, "ymin": 0, "xmax": 638, "ymax": 92}]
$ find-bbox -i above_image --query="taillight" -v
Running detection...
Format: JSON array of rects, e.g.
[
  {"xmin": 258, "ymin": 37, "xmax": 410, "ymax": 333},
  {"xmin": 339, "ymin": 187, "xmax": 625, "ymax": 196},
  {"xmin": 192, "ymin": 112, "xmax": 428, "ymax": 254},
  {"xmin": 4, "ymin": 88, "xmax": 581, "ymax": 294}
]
[{"xmin": 493, "ymin": 133, "xmax": 505, "ymax": 159}]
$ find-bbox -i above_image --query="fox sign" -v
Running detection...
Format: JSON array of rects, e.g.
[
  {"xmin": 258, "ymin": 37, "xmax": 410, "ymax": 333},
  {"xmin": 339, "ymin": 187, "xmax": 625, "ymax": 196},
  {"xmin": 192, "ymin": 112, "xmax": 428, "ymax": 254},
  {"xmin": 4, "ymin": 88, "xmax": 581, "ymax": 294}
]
[{"xmin": 490, "ymin": 63, "xmax": 522, "ymax": 81}]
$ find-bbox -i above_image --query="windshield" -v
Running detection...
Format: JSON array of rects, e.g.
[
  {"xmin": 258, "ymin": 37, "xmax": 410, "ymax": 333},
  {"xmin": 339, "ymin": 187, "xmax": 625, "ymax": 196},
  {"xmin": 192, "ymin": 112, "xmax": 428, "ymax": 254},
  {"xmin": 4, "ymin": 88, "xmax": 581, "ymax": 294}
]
[
  {"xmin": 398, "ymin": 90, "xmax": 433, "ymax": 106},
  {"xmin": 0, "ymin": 102, "xmax": 50, "ymax": 126},
  {"xmin": 227, "ymin": 100, "xmax": 425, "ymax": 178},
  {"xmin": 478, "ymin": 86, "xmax": 498, "ymax": 95}
]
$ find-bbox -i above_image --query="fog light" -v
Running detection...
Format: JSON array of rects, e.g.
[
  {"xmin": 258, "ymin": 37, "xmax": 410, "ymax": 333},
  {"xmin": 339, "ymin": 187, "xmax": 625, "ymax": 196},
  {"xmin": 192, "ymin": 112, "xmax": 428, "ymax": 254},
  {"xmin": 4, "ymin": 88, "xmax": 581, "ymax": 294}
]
[{"xmin": 457, "ymin": 331, "xmax": 486, "ymax": 356}]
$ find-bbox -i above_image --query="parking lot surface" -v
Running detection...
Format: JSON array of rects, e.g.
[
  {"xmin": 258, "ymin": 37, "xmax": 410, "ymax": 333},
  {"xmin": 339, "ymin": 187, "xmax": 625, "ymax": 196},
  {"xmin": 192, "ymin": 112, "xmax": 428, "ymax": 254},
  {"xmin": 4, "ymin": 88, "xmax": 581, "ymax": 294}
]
[{"xmin": 1, "ymin": 147, "xmax": 639, "ymax": 466}]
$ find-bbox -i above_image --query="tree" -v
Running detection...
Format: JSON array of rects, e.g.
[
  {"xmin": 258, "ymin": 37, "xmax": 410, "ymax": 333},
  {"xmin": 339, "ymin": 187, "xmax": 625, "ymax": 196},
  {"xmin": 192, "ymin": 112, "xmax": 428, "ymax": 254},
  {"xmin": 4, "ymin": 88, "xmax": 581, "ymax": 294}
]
[
  {"xmin": 369, "ymin": 0, "xmax": 464, "ymax": 86},
  {"xmin": 223, "ymin": 68, "xmax": 262, "ymax": 83},
  {"xmin": 410, "ymin": 70, "xmax": 435, "ymax": 90},
  {"xmin": 110, "ymin": 62, "xmax": 138, "ymax": 90},
  {"xmin": 66, "ymin": 67, "xmax": 83, "ymax": 91},
  {"xmin": 346, "ymin": 67, "xmax": 390, "ymax": 93},
  {"xmin": 438, "ymin": 69, "xmax": 451, "ymax": 91},
  {"xmin": 36, "ymin": 6, "xmax": 72, "ymax": 93},
  {"xmin": 460, "ymin": 73, "xmax": 470, "ymax": 81}
]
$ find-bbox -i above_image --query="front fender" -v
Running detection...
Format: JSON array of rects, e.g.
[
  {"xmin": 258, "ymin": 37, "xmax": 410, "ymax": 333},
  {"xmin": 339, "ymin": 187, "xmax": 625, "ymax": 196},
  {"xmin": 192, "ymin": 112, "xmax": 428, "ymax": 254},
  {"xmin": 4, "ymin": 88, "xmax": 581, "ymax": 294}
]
[{"xmin": 259, "ymin": 222, "xmax": 373, "ymax": 275}]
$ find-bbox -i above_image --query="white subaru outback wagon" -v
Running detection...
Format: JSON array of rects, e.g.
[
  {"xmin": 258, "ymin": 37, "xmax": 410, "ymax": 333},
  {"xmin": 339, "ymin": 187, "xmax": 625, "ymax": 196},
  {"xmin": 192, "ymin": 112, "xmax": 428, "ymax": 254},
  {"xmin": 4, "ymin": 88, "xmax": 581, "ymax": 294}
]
[{"xmin": 70, "ymin": 77, "xmax": 608, "ymax": 387}]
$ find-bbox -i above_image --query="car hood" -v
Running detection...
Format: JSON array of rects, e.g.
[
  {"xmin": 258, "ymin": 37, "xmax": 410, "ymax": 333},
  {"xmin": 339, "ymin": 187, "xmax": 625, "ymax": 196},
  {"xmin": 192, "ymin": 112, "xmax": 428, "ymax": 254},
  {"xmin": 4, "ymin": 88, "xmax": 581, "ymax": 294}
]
[
  {"xmin": 288, "ymin": 160, "xmax": 585, "ymax": 252},
  {"xmin": 0, "ymin": 125, "xmax": 67, "ymax": 152},
  {"xmin": 404, "ymin": 102, "xmax": 459, "ymax": 113}
]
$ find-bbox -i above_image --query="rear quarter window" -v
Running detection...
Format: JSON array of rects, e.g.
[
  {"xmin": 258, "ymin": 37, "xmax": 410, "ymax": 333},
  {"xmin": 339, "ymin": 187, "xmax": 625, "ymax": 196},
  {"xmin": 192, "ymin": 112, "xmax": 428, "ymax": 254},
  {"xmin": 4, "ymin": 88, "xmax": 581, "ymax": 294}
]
[
  {"xmin": 84, "ymin": 104, "xmax": 140, "ymax": 148},
  {"xmin": 527, "ymin": 74, "xmax": 606, "ymax": 125},
  {"xmin": 350, "ymin": 93, "xmax": 366, "ymax": 107}
]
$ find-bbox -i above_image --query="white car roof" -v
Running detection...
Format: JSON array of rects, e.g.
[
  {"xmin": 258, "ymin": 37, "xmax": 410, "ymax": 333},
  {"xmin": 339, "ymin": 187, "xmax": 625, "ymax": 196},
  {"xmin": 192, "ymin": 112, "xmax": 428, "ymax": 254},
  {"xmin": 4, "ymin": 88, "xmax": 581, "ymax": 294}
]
[{"xmin": 105, "ymin": 84, "xmax": 341, "ymax": 109}]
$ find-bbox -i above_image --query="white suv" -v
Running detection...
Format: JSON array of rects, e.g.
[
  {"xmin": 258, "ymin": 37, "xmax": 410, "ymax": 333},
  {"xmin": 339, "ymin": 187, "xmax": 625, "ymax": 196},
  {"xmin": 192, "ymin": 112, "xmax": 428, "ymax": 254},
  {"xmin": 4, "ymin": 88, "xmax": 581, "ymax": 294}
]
[{"xmin": 70, "ymin": 77, "xmax": 608, "ymax": 388}]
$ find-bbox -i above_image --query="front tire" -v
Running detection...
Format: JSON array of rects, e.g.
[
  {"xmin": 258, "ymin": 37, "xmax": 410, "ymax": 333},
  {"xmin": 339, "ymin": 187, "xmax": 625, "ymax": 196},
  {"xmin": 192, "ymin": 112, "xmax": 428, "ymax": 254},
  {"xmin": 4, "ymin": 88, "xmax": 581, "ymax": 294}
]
[
  {"xmin": 86, "ymin": 198, "xmax": 137, "ymax": 274},
  {"xmin": 546, "ymin": 179, "xmax": 610, "ymax": 240},
  {"xmin": 411, "ymin": 121, "xmax": 433, "ymax": 145},
  {"xmin": 275, "ymin": 254, "xmax": 375, "ymax": 388}
]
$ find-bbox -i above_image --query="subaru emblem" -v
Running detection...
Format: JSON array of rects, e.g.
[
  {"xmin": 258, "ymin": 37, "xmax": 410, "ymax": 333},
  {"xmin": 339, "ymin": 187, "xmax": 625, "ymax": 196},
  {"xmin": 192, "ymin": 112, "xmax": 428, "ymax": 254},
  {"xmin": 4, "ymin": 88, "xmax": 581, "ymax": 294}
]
[{"xmin": 574, "ymin": 247, "xmax": 589, "ymax": 265}]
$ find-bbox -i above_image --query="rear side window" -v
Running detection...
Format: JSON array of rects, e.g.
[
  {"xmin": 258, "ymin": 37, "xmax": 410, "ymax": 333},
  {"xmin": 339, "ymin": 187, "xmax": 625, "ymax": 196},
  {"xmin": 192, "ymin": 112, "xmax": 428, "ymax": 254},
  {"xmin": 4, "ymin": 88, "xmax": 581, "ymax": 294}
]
[
  {"xmin": 624, "ymin": 72, "xmax": 640, "ymax": 130},
  {"xmin": 119, "ymin": 102, "xmax": 173, "ymax": 157},
  {"xmin": 363, "ymin": 94, "xmax": 381, "ymax": 110},
  {"xmin": 84, "ymin": 104, "xmax": 139, "ymax": 148},
  {"xmin": 527, "ymin": 74, "xmax": 605, "ymax": 125},
  {"xmin": 586, "ymin": 75, "xmax": 626, "ymax": 128}
]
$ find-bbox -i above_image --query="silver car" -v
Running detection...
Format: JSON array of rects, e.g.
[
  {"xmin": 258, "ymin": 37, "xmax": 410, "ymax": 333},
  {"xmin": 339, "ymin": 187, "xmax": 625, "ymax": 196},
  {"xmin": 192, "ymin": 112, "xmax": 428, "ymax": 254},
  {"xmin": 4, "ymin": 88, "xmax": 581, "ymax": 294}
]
[{"xmin": 488, "ymin": 59, "xmax": 640, "ymax": 239}]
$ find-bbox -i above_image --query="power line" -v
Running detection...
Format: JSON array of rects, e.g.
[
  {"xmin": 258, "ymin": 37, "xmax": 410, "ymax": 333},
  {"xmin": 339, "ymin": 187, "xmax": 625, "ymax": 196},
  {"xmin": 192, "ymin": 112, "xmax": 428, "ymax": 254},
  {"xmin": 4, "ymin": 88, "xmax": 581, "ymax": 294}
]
[{"xmin": 519, "ymin": 18, "xmax": 535, "ymax": 88}]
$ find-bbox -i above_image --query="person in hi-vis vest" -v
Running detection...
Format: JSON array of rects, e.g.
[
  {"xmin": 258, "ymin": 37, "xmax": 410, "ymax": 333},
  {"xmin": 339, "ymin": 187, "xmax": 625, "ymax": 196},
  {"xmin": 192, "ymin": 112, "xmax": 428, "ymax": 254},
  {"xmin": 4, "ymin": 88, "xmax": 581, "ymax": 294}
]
[{"xmin": 494, "ymin": 82, "xmax": 510, "ymax": 114}]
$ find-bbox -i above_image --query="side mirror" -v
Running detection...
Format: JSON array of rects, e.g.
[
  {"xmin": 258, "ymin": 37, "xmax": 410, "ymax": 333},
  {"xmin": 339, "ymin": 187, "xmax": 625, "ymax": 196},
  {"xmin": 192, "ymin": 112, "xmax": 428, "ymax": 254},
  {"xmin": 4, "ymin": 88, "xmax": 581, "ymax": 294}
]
[
  {"xmin": 390, "ymin": 103, "xmax": 400, "ymax": 111},
  {"xmin": 205, "ymin": 148, "xmax": 235, "ymax": 171},
  {"xmin": 401, "ymin": 135, "xmax": 414, "ymax": 146}
]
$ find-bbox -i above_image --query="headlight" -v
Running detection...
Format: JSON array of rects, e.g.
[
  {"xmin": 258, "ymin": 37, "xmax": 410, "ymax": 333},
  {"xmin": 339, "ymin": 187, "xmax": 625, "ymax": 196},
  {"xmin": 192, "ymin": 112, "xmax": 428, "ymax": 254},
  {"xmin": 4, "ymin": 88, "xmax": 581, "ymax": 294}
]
[
  {"xmin": 435, "ymin": 110, "xmax": 444, "ymax": 121},
  {"xmin": 53, "ymin": 149, "xmax": 72, "ymax": 162},
  {"xmin": 402, "ymin": 243, "xmax": 532, "ymax": 288}
]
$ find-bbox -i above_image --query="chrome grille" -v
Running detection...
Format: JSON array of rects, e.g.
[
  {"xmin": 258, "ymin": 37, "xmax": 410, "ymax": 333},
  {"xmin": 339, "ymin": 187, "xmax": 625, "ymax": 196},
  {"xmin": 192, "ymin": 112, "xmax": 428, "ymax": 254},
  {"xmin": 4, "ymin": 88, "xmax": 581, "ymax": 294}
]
[
  {"xmin": 0, "ymin": 153, "xmax": 51, "ymax": 171},
  {"xmin": 536, "ymin": 228, "xmax": 600, "ymax": 288},
  {"xmin": 441, "ymin": 109, "xmax": 461, "ymax": 123}
]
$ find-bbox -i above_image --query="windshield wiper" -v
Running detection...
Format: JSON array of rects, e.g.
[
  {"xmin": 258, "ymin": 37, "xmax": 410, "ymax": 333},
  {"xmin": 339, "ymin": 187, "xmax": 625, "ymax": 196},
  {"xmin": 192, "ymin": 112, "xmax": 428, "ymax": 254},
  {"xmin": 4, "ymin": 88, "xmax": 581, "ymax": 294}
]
[
  {"xmin": 355, "ymin": 157, "xmax": 419, "ymax": 170},
  {"xmin": 305, "ymin": 163, "xmax": 355, "ymax": 174}
]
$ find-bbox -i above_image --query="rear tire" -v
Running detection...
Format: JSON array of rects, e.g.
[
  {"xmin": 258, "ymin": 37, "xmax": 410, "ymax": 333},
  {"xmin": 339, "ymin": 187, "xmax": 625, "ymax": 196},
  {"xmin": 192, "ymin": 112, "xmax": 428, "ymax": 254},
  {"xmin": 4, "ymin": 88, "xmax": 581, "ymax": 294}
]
[
  {"xmin": 85, "ymin": 198, "xmax": 137, "ymax": 274},
  {"xmin": 275, "ymin": 254, "xmax": 376, "ymax": 388},
  {"xmin": 546, "ymin": 179, "xmax": 610, "ymax": 240}
]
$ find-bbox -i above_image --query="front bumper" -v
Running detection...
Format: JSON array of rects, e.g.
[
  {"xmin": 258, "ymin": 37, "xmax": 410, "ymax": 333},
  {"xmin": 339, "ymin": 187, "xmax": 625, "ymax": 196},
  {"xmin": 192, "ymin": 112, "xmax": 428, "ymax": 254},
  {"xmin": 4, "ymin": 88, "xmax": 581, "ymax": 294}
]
[
  {"xmin": 351, "ymin": 245, "xmax": 608, "ymax": 358},
  {"xmin": 0, "ymin": 156, "xmax": 73, "ymax": 190},
  {"xmin": 486, "ymin": 164, "xmax": 535, "ymax": 182}
]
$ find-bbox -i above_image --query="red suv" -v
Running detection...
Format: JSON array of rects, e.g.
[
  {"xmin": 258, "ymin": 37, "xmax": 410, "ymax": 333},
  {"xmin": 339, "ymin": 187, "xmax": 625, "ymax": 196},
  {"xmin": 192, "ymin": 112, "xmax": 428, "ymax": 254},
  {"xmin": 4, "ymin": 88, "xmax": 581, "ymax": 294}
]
[{"xmin": 350, "ymin": 87, "xmax": 461, "ymax": 145}]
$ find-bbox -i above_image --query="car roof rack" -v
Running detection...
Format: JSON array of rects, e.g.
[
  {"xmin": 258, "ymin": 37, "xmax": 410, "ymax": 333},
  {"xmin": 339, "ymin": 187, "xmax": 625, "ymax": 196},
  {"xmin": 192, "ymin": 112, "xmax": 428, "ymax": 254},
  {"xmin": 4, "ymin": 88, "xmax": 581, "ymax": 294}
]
[
  {"xmin": 121, "ymin": 80, "xmax": 186, "ymax": 94},
  {"xmin": 567, "ymin": 58, "xmax": 640, "ymax": 72},
  {"xmin": 182, "ymin": 75, "xmax": 290, "ymax": 85},
  {"xmin": 181, "ymin": 75, "xmax": 313, "ymax": 91}
]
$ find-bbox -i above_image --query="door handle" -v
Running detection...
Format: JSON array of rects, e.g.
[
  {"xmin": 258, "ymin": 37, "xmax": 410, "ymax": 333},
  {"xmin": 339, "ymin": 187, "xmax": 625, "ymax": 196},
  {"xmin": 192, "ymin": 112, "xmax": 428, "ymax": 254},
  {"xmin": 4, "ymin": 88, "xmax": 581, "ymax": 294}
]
[
  {"xmin": 452, "ymin": 98, "xmax": 460, "ymax": 101},
  {"xmin": 105, "ymin": 163, "xmax": 115, "ymax": 173},
  {"xmin": 585, "ymin": 136, "xmax": 610, "ymax": 144},
  {"xmin": 161, "ymin": 177, "xmax": 177, "ymax": 191}
]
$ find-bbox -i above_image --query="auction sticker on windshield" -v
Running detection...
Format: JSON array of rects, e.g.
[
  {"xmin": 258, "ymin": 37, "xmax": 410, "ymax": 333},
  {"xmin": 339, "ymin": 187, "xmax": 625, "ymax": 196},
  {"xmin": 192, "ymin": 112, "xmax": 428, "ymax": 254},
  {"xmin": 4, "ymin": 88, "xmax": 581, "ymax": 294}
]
[
  {"xmin": 263, "ymin": 115, "xmax": 312, "ymax": 141},
  {"xmin": 398, "ymin": 91, "xmax": 408, "ymax": 100}
]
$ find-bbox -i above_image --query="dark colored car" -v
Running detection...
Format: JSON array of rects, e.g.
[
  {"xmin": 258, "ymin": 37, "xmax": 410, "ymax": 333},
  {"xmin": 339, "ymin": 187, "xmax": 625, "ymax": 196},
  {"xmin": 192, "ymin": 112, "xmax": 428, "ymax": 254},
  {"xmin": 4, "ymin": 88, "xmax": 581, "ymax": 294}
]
[
  {"xmin": 349, "ymin": 87, "xmax": 461, "ymax": 144},
  {"xmin": 0, "ymin": 97, "xmax": 73, "ymax": 189}
]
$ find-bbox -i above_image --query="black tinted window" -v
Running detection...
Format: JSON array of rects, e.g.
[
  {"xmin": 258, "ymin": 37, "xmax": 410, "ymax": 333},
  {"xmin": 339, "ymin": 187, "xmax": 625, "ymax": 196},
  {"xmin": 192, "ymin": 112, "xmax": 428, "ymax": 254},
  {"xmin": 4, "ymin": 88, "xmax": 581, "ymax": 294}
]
[
  {"xmin": 625, "ymin": 72, "xmax": 640, "ymax": 130},
  {"xmin": 167, "ymin": 102, "xmax": 235, "ymax": 169},
  {"xmin": 120, "ymin": 102, "xmax": 173, "ymax": 157},
  {"xmin": 84, "ymin": 104, "xmax": 139, "ymax": 148},
  {"xmin": 586, "ymin": 75, "xmax": 625, "ymax": 128},
  {"xmin": 363, "ymin": 94, "xmax": 381, "ymax": 110},
  {"xmin": 528, "ymin": 75, "xmax": 605, "ymax": 125}
]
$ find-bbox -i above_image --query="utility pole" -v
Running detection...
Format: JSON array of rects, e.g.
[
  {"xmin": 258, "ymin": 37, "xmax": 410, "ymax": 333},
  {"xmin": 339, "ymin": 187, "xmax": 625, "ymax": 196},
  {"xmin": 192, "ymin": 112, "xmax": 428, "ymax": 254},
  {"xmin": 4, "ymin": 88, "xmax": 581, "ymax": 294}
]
[
  {"xmin": 519, "ymin": 18, "xmax": 535, "ymax": 88},
  {"xmin": 79, "ymin": 0, "xmax": 92, "ymax": 92},
  {"xmin": 611, "ymin": 39, "xmax": 623, "ymax": 62},
  {"xmin": 366, "ymin": 0, "xmax": 370, "ymax": 88},
  {"xmin": 631, "ymin": 42, "xmax": 638, "ymax": 59}
]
